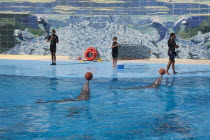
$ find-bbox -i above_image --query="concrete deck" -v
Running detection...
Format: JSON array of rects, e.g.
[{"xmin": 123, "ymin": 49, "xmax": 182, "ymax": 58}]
[{"xmin": 0, "ymin": 54, "xmax": 209, "ymax": 65}]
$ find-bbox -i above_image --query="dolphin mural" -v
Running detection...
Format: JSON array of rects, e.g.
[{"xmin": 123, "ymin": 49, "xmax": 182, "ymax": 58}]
[
  {"xmin": 142, "ymin": 20, "xmax": 169, "ymax": 43},
  {"xmin": 173, "ymin": 17, "xmax": 190, "ymax": 34},
  {"xmin": 13, "ymin": 29, "xmax": 24, "ymax": 42},
  {"xmin": 37, "ymin": 16, "xmax": 50, "ymax": 39}
]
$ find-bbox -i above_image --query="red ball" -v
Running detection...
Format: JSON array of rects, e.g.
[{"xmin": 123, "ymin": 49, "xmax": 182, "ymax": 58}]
[
  {"xmin": 85, "ymin": 72, "xmax": 93, "ymax": 80},
  {"xmin": 159, "ymin": 68, "xmax": 165, "ymax": 75}
]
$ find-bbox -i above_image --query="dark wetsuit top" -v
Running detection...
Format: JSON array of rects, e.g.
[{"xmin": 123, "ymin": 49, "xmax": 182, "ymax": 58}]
[
  {"xmin": 168, "ymin": 38, "xmax": 176, "ymax": 61},
  {"xmin": 112, "ymin": 42, "xmax": 118, "ymax": 58},
  {"xmin": 48, "ymin": 35, "xmax": 58, "ymax": 52}
]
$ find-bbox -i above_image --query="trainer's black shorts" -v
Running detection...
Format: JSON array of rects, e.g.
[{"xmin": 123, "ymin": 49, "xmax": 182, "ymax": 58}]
[
  {"xmin": 50, "ymin": 45, "xmax": 56, "ymax": 53},
  {"xmin": 112, "ymin": 51, "xmax": 118, "ymax": 58},
  {"xmin": 168, "ymin": 51, "xmax": 176, "ymax": 61}
]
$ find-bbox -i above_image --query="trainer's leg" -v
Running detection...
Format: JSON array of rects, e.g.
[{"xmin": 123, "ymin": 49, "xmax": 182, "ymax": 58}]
[
  {"xmin": 172, "ymin": 60, "xmax": 177, "ymax": 74},
  {"xmin": 115, "ymin": 58, "xmax": 117, "ymax": 67},
  {"xmin": 51, "ymin": 52, "xmax": 53, "ymax": 64},
  {"xmin": 52, "ymin": 52, "xmax": 56, "ymax": 64},
  {"xmin": 54, "ymin": 52, "xmax": 56, "ymax": 64},
  {"xmin": 166, "ymin": 60, "xmax": 172, "ymax": 75}
]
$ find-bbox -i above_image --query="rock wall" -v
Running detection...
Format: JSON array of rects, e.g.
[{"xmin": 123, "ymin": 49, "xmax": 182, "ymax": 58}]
[{"xmin": 3, "ymin": 16, "xmax": 210, "ymax": 60}]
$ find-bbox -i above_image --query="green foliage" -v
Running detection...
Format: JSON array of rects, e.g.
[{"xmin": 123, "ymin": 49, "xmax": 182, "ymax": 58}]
[
  {"xmin": 15, "ymin": 20, "xmax": 45, "ymax": 36},
  {"xmin": 0, "ymin": 14, "xmax": 45, "ymax": 53}
]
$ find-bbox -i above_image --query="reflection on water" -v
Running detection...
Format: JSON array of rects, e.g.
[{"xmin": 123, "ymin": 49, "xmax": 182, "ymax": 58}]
[
  {"xmin": 111, "ymin": 68, "xmax": 118, "ymax": 82},
  {"xmin": 153, "ymin": 113, "xmax": 192, "ymax": 138},
  {"xmin": 51, "ymin": 66, "xmax": 57, "ymax": 78},
  {"xmin": 154, "ymin": 89, "xmax": 192, "ymax": 138},
  {"xmin": 178, "ymin": 71, "xmax": 210, "ymax": 75},
  {"xmin": 164, "ymin": 77, "xmax": 175, "ymax": 87},
  {"xmin": 68, "ymin": 101, "xmax": 90, "ymax": 117}
]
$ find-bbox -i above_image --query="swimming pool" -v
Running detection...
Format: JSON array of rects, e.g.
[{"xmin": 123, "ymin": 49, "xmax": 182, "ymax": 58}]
[{"xmin": 0, "ymin": 60, "xmax": 210, "ymax": 139}]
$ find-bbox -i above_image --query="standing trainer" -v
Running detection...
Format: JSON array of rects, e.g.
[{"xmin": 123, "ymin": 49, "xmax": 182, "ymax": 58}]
[
  {"xmin": 47, "ymin": 29, "xmax": 59, "ymax": 65},
  {"xmin": 111, "ymin": 36, "xmax": 119, "ymax": 67},
  {"xmin": 166, "ymin": 33, "xmax": 179, "ymax": 75}
]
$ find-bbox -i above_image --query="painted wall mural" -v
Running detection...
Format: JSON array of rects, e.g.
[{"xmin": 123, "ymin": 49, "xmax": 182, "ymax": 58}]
[{"xmin": 1, "ymin": 0, "xmax": 210, "ymax": 60}]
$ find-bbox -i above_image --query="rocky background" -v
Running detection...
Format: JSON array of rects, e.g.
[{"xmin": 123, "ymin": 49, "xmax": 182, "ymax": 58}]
[{"xmin": 2, "ymin": 15, "xmax": 210, "ymax": 60}]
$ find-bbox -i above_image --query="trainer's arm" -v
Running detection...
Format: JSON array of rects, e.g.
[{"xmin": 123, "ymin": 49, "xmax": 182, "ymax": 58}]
[
  {"xmin": 172, "ymin": 39, "xmax": 178, "ymax": 48},
  {"xmin": 47, "ymin": 36, "xmax": 51, "ymax": 42},
  {"xmin": 172, "ymin": 39, "xmax": 177, "ymax": 46},
  {"xmin": 56, "ymin": 37, "xmax": 59, "ymax": 43},
  {"xmin": 111, "ymin": 43, "xmax": 118, "ymax": 48}
]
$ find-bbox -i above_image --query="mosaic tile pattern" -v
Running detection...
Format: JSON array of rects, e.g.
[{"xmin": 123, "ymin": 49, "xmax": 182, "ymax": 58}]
[
  {"xmin": 0, "ymin": 0, "xmax": 210, "ymax": 59},
  {"xmin": 1, "ymin": 0, "xmax": 210, "ymax": 15}
]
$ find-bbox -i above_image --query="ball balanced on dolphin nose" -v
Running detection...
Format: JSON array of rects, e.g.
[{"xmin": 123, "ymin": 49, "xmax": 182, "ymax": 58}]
[
  {"xmin": 159, "ymin": 68, "xmax": 166, "ymax": 75},
  {"xmin": 85, "ymin": 72, "xmax": 93, "ymax": 80},
  {"xmin": 36, "ymin": 72, "xmax": 93, "ymax": 103}
]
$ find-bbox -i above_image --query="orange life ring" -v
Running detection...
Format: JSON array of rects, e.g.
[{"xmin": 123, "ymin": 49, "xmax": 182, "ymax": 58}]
[{"xmin": 84, "ymin": 47, "xmax": 98, "ymax": 61}]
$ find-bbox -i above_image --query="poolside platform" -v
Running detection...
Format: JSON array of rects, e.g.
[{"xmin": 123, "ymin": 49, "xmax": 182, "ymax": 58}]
[
  {"xmin": 0, "ymin": 54, "xmax": 209, "ymax": 79},
  {"xmin": 0, "ymin": 54, "xmax": 210, "ymax": 65}
]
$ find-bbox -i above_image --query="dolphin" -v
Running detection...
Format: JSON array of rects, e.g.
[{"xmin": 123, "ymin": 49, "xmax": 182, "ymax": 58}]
[
  {"xmin": 13, "ymin": 29, "xmax": 24, "ymax": 42},
  {"xmin": 110, "ymin": 75, "xmax": 163, "ymax": 90},
  {"xmin": 37, "ymin": 16, "xmax": 50, "ymax": 39},
  {"xmin": 142, "ymin": 20, "xmax": 168, "ymax": 43},
  {"xmin": 173, "ymin": 17, "xmax": 189, "ymax": 34},
  {"xmin": 36, "ymin": 80, "xmax": 90, "ymax": 103}
]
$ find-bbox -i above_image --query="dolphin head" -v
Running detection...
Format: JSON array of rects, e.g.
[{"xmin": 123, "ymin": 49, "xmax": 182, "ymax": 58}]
[
  {"xmin": 181, "ymin": 20, "xmax": 188, "ymax": 25},
  {"xmin": 153, "ymin": 75, "xmax": 163, "ymax": 87},
  {"xmin": 37, "ymin": 16, "xmax": 43, "ymax": 24},
  {"xmin": 13, "ymin": 29, "xmax": 22, "ymax": 37},
  {"xmin": 173, "ymin": 17, "xmax": 190, "ymax": 33},
  {"xmin": 77, "ymin": 80, "xmax": 90, "ymax": 101}
]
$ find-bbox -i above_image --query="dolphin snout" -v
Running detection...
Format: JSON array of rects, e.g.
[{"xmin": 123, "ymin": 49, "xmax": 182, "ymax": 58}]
[
  {"xmin": 14, "ymin": 34, "xmax": 19, "ymax": 37},
  {"xmin": 181, "ymin": 20, "xmax": 188, "ymax": 25},
  {"xmin": 37, "ymin": 20, "xmax": 42, "ymax": 24}
]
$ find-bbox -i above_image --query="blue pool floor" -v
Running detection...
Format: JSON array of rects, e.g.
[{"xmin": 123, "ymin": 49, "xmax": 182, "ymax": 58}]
[{"xmin": 0, "ymin": 59, "xmax": 210, "ymax": 139}]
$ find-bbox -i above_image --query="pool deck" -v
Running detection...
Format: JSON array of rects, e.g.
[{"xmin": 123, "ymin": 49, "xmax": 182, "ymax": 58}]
[
  {"xmin": 0, "ymin": 54, "xmax": 209, "ymax": 78},
  {"xmin": 0, "ymin": 54, "xmax": 209, "ymax": 65}
]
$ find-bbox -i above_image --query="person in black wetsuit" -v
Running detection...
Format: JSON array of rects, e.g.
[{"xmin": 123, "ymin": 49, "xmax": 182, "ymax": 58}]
[
  {"xmin": 166, "ymin": 33, "xmax": 179, "ymax": 75},
  {"xmin": 47, "ymin": 29, "xmax": 59, "ymax": 65},
  {"xmin": 111, "ymin": 36, "xmax": 119, "ymax": 67}
]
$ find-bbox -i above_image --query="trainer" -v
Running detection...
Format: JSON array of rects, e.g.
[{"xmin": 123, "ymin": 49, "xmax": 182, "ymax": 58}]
[{"xmin": 47, "ymin": 29, "xmax": 59, "ymax": 65}]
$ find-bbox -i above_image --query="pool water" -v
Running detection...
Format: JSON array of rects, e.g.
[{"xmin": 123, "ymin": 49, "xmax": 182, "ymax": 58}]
[{"xmin": 0, "ymin": 74, "xmax": 210, "ymax": 139}]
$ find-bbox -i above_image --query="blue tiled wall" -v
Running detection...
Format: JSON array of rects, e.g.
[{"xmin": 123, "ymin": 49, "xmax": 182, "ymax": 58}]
[{"xmin": 0, "ymin": 0, "xmax": 210, "ymax": 59}]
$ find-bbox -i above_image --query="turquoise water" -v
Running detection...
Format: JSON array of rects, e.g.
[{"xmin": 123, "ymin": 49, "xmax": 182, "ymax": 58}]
[{"xmin": 0, "ymin": 60, "xmax": 210, "ymax": 139}]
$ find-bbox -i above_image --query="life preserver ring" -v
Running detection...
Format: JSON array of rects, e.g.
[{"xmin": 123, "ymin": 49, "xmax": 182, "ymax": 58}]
[{"xmin": 84, "ymin": 47, "xmax": 98, "ymax": 61}]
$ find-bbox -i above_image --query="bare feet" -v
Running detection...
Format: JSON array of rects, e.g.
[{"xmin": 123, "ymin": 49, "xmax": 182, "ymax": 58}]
[
  {"xmin": 173, "ymin": 71, "xmax": 178, "ymax": 74},
  {"xmin": 165, "ymin": 71, "xmax": 171, "ymax": 75}
]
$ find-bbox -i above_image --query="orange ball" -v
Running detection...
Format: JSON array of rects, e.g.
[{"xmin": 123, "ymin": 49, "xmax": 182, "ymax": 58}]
[
  {"xmin": 85, "ymin": 72, "xmax": 93, "ymax": 80},
  {"xmin": 159, "ymin": 68, "xmax": 165, "ymax": 75}
]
